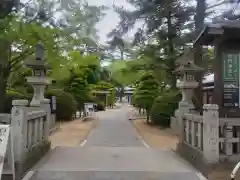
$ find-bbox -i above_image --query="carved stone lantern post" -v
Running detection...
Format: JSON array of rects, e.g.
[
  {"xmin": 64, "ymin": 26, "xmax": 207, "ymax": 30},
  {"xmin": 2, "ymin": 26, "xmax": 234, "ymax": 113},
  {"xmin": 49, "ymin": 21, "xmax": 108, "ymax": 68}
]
[
  {"xmin": 25, "ymin": 42, "xmax": 51, "ymax": 106},
  {"xmin": 174, "ymin": 51, "xmax": 204, "ymax": 110}
]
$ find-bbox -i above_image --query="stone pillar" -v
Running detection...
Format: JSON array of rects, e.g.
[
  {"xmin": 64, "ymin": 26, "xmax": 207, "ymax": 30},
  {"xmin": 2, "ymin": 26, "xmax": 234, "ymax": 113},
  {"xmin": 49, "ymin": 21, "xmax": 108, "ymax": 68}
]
[
  {"xmin": 11, "ymin": 100, "xmax": 28, "ymax": 162},
  {"xmin": 51, "ymin": 96, "xmax": 56, "ymax": 128},
  {"xmin": 181, "ymin": 88, "xmax": 195, "ymax": 109},
  {"xmin": 224, "ymin": 124, "xmax": 233, "ymax": 156},
  {"xmin": 27, "ymin": 77, "xmax": 49, "ymax": 107},
  {"xmin": 177, "ymin": 101, "xmax": 190, "ymax": 139},
  {"xmin": 41, "ymin": 99, "xmax": 51, "ymax": 138},
  {"xmin": 203, "ymin": 104, "xmax": 219, "ymax": 164}
]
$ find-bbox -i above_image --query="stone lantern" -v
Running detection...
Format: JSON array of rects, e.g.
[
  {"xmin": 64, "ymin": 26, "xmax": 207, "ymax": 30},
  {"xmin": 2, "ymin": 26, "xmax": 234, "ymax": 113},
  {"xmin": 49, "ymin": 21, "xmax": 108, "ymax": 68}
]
[
  {"xmin": 25, "ymin": 42, "xmax": 51, "ymax": 106},
  {"xmin": 174, "ymin": 50, "xmax": 204, "ymax": 109}
]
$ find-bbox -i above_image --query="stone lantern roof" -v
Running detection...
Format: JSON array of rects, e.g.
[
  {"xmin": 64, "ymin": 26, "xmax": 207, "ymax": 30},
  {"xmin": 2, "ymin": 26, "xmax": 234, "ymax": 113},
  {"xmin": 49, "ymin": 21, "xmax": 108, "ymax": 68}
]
[
  {"xmin": 25, "ymin": 57, "xmax": 50, "ymax": 69},
  {"xmin": 173, "ymin": 49, "xmax": 204, "ymax": 75},
  {"xmin": 174, "ymin": 62, "xmax": 204, "ymax": 75},
  {"xmin": 25, "ymin": 42, "xmax": 50, "ymax": 69}
]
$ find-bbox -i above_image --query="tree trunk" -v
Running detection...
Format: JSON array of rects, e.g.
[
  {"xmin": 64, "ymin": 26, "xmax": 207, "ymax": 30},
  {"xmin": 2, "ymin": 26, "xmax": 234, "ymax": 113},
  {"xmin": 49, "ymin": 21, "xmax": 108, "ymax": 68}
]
[
  {"xmin": 120, "ymin": 50, "xmax": 124, "ymax": 61},
  {"xmin": 119, "ymin": 86, "xmax": 124, "ymax": 102},
  {"xmin": 167, "ymin": 10, "xmax": 176, "ymax": 89},
  {"xmin": 0, "ymin": 36, "xmax": 11, "ymax": 113},
  {"xmin": 146, "ymin": 109, "xmax": 150, "ymax": 124},
  {"xmin": 0, "ymin": 77, "xmax": 7, "ymax": 113},
  {"xmin": 194, "ymin": 0, "xmax": 206, "ymax": 111}
]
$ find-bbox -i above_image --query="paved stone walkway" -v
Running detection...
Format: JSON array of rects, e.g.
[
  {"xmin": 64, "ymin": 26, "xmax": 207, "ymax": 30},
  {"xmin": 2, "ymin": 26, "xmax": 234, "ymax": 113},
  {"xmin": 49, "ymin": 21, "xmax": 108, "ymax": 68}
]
[
  {"xmin": 25, "ymin": 104, "xmax": 205, "ymax": 180},
  {"xmin": 85, "ymin": 105, "xmax": 143, "ymax": 147}
]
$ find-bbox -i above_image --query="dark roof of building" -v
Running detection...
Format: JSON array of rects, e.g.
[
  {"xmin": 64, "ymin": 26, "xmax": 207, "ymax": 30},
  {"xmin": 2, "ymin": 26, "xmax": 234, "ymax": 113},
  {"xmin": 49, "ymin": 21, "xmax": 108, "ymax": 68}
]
[{"xmin": 194, "ymin": 20, "xmax": 240, "ymax": 45}]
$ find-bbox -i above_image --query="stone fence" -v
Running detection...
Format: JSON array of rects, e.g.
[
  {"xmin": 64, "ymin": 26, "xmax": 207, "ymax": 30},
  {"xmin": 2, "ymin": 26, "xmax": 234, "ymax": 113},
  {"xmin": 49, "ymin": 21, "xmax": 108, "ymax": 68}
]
[
  {"xmin": 171, "ymin": 103, "xmax": 240, "ymax": 176},
  {"xmin": 1, "ymin": 99, "xmax": 52, "ymax": 180}
]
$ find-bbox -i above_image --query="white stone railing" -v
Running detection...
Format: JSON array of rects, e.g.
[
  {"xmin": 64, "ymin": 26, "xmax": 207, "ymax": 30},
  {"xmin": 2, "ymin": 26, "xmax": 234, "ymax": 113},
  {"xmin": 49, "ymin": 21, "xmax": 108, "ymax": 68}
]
[
  {"xmin": 25, "ymin": 110, "xmax": 47, "ymax": 151},
  {"xmin": 174, "ymin": 103, "xmax": 220, "ymax": 164},
  {"xmin": 175, "ymin": 104, "xmax": 240, "ymax": 164},
  {"xmin": 11, "ymin": 100, "xmax": 50, "ymax": 162},
  {"xmin": 174, "ymin": 103, "xmax": 240, "ymax": 164},
  {"xmin": 219, "ymin": 118, "xmax": 240, "ymax": 162},
  {"xmin": 182, "ymin": 113, "xmax": 203, "ymax": 151}
]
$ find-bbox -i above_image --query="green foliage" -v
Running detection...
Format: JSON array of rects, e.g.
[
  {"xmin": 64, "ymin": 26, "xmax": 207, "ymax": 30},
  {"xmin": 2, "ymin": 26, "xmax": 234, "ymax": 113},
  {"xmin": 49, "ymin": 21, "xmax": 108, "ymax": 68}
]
[
  {"xmin": 106, "ymin": 87, "xmax": 116, "ymax": 107},
  {"xmin": 107, "ymin": 60, "xmax": 144, "ymax": 86},
  {"xmin": 45, "ymin": 89, "xmax": 77, "ymax": 121},
  {"xmin": 5, "ymin": 90, "xmax": 26, "ymax": 113},
  {"xmin": 202, "ymin": 48, "xmax": 214, "ymax": 74},
  {"xmin": 150, "ymin": 91, "xmax": 181, "ymax": 127},
  {"xmin": 8, "ymin": 67, "xmax": 33, "ymax": 96},
  {"xmin": 50, "ymin": 53, "xmax": 101, "ymax": 83},
  {"xmin": 70, "ymin": 77, "xmax": 93, "ymax": 110},
  {"xmin": 91, "ymin": 81, "xmax": 116, "ymax": 108},
  {"xmin": 95, "ymin": 101, "xmax": 105, "ymax": 111},
  {"xmin": 92, "ymin": 81, "xmax": 113, "ymax": 91},
  {"xmin": 133, "ymin": 73, "xmax": 159, "ymax": 122},
  {"xmin": 0, "ymin": 0, "xmax": 107, "ymax": 113}
]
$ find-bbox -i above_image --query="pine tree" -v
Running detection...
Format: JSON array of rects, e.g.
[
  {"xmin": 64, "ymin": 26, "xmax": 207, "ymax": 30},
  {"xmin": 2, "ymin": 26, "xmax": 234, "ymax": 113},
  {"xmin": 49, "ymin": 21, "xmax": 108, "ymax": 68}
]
[
  {"xmin": 133, "ymin": 73, "xmax": 158, "ymax": 123},
  {"xmin": 109, "ymin": 0, "xmax": 194, "ymax": 89}
]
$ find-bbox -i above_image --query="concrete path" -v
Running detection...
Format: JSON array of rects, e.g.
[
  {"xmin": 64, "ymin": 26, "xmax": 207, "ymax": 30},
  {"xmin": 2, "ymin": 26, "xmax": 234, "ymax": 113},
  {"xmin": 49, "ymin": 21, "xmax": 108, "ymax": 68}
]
[
  {"xmin": 85, "ymin": 105, "xmax": 143, "ymax": 147},
  {"xmin": 24, "ymin": 104, "xmax": 205, "ymax": 180}
]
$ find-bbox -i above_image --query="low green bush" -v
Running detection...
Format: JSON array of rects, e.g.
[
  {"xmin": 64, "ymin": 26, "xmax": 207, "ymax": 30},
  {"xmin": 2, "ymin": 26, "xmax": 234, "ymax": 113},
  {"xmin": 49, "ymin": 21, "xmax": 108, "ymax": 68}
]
[
  {"xmin": 45, "ymin": 89, "xmax": 77, "ymax": 121},
  {"xmin": 150, "ymin": 91, "xmax": 181, "ymax": 127},
  {"xmin": 95, "ymin": 101, "xmax": 105, "ymax": 111}
]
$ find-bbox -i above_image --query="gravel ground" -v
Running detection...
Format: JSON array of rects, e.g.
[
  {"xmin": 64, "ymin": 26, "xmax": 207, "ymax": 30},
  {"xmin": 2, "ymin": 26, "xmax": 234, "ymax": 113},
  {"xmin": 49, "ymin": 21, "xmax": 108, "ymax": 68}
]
[
  {"xmin": 49, "ymin": 119, "xmax": 94, "ymax": 148},
  {"xmin": 132, "ymin": 119, "xmax": 179, "ymax": 150}
]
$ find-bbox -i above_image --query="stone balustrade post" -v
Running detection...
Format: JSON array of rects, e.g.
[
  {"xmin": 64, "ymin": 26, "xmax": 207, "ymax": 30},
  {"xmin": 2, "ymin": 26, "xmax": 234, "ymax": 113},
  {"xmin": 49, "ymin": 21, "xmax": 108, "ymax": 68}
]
[
  {"xmin": 203, "ymin": 104, "xmax": 219, "ymax": 164},
  {"xmin": 41, "ymin": 99, "xmax": 51, "ymax": 138},
  {"xmin": 11, "ymin": 100, "xmax": 28, "ymax": 162},
  {"xmin": 177, "ymin": 101, "xmax": 190, "ymax": 140}
]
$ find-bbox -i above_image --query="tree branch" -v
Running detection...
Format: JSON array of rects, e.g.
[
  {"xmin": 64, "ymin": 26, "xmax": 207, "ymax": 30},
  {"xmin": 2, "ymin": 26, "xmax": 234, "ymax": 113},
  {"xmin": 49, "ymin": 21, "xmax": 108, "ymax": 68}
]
[
  {"xmin": 9, "ymin": 48, "xmax": 34, "ymax": 70},
  {"xmin": 207, "ymin": 0, "xmax": 231, "ymax": 10}
]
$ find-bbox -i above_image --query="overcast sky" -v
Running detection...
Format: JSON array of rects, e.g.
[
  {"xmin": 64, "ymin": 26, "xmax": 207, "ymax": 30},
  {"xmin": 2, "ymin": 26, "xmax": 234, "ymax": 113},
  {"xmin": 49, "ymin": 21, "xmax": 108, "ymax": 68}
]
[
  {"xmin": 86, "ymin": 0, "xmax": 138, "ymax": 44},
  {"xmin": 85, "ymin": 0, "xmax": 239, "ymax": 44}
]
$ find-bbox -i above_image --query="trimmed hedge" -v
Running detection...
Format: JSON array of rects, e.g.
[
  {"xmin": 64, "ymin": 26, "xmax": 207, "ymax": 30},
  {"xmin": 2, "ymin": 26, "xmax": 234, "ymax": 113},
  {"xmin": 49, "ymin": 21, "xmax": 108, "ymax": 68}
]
[
  {"xmin": 150, "ymin": 91, "xmax": 181, "ymax": 127},
  {"xmin": 45, "ymin": 89, "xmax": 77, "ymax": 121}
]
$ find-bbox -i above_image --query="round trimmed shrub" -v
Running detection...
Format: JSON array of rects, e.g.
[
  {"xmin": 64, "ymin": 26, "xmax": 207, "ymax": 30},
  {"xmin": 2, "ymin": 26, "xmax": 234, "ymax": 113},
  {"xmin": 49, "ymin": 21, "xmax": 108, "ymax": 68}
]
[
  {"xmin": 45, "ymin": 89, "xmax": 77, "ymax": 121},
  {"xmin": 150, "ymin": 91, "xmax": 181, "ymax": 127}
]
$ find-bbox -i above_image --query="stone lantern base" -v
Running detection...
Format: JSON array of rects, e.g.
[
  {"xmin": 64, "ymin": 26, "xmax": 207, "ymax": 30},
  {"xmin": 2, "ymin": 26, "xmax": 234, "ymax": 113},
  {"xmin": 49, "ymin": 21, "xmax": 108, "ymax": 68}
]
[
  {"xmin": 27, "ymin": 77, "xmax": 51, "ymax": 106},
  {"xmin": 177, "ymin": 81, "xmax": 199, "ymax": 110}
]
